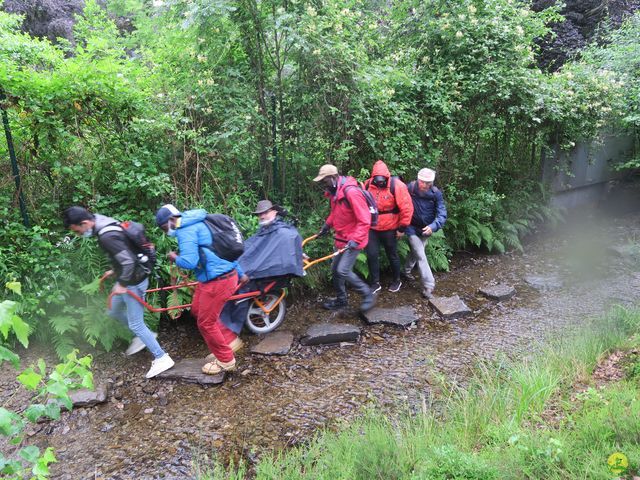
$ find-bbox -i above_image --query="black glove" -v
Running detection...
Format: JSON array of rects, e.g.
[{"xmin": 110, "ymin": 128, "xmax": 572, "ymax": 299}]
[
  {"xmin": 318, "ymin": 223, "xmax": 331, "ymax": 238},
  {"xmin": 346, "ymin": 240, "xmax": 359, "ymax": 250}
]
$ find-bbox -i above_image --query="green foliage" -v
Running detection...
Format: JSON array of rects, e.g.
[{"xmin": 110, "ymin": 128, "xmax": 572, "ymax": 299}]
[{"xmin": 0, "ymin": 287, "xmax": 93, "ymax": 480}]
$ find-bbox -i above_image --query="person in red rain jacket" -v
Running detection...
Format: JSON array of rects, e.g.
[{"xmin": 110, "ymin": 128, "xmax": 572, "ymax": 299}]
[
  {"xmin": 313, "ymin": 164, "xmax": 376, "ymax": 312},
  {"xmin": 364, "ymin": 160, "xmax": 414, "ymax": 293}
]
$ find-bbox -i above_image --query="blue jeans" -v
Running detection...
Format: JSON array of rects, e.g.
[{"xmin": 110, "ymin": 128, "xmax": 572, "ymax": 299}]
[{"xmin": 108, "ymin": 278, "xmax": 165, "ymax": 359}]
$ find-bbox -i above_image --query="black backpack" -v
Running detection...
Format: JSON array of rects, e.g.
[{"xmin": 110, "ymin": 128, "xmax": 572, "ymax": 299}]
[
  {"xmin": 202, "ymin": 213, "xmax": 245, "ymax": 261},
  {"xmin": 364, "ymin": 176, "xmax": 400, "ymax": 215},
  {"xmin": 98, "ymin": 221, "xmax": 157, "ymax": 275},
  {"xmin": 340, "ymin": 177, "xmax": 379, "ymax": 228}
]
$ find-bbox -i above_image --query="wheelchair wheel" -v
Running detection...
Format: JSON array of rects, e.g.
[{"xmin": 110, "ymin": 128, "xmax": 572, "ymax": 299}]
[{"xmin": 246, "ymin": 291, "xmax": 287, "ymax": 334}]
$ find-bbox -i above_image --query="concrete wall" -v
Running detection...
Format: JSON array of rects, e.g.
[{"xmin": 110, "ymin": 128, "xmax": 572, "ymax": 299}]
[{"xmin": 541, "ymin": 133, "xmax": 636, "ymax": 209}]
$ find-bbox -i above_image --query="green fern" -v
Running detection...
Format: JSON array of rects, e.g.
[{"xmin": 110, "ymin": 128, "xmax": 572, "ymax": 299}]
[
  {"xmin": 492, "ymin": 239, "xmax": 505, "ymax": 253},
  {"xmin": 48, "ymin": 315, "xmax": 79, "ymax": 336},
  {"xmin": 52, "ymin": 334, "xmax": 75, "ymax": 359},
  {"xmin": 466, "ymin": 219, "xmax": 482, "ymax": 247}
]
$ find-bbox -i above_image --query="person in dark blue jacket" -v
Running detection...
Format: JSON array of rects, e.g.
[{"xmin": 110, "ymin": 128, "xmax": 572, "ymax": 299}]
[
  {"xmin": 402, "ymin": 168, "xmax": 447, "ymax": 298},
  {"xmin": 156, "ymin": 204, "xmax": 248, "ymax": 376}
]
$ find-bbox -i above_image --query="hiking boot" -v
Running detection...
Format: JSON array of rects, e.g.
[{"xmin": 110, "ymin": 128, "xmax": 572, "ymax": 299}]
[
  {"xmin": 202, "ymin": 358, "xmax": 236, "ymax": 375},
  {"xmin": 370, "ymin": 282, "xmax": 382, "ymax": 294},
  {"xmin": 402, "ymin": 271, "xmax": 415, "ymax": 281},
  {"xmin": 422, "ymin": 287, "xmax": 434, "ymax": 299},
  {"xmin": 388, "ymin": 280, "xmax": 402, "ymax": 293},
  {"xmin": 206, "ymin": 338, "xmax": 244, "ymax": 361},
  {"xmin": 145, "ymin": 354, "xmax": 175, "ymax": 378},
  {"xmin": 126, "ymin": 332, "xmax": 158, "ymax": 356},
  {"xmin": 359, "ymin": 292, "xmax": 376, "ymax": 313},
  {"xmin": 322, "ymin": 298, "xmax": 348, "ymax": 310}
]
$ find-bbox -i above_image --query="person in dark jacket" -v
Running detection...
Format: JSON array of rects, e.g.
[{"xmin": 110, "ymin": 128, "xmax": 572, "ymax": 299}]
[
  {"xmin": 313, "ymin": 164, "xmax": 375, "ymax": 312},
  {"xmin": 156, "ymin": 204, "xmax": 248, "ymax": 376},
  {"xmin": 220, "ymin": 200, "xmax": 304, "ymax": 333},
  {"xmin": 364, "ymin": 160, "xmax": 414, "ymax": 294},
  {"xmin": 402, "ymin": 168, "xmax": 448, "ymax": 298},
  {"xmin": 63, "ymin": 206, "xmax": 174, "ymax": 379}
]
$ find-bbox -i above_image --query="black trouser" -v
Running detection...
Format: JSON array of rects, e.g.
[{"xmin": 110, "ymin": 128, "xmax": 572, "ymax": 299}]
[{"xmin": 365, "ymin": 229, "xmax": 400, "ymax": 284}]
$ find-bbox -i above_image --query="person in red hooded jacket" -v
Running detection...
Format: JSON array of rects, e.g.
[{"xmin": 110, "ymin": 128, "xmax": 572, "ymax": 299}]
[
  {"xmin": 313, "ymin": 164, "xmax": 376, "ymax": 312},
  {"xmin": 364, "ymin": 160, "xmax": 414, "ymax": 293}
]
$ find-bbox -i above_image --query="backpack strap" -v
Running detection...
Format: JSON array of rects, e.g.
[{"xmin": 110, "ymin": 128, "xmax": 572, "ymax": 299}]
[{"xmin": 97, "ymin": 224, "xmax": 123, "ymax": 236}]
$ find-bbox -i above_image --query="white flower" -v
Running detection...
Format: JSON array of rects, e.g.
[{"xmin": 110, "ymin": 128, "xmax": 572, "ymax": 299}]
[
  {"xmin": 468, "ymin": 4, "xmax": 477, "ymax": 13},
  {"xmin": 306, "ymin": 6, "xmax": 317, "ymax": 16},
  {"xmin": 456, "ymin": 31, "xmax": 463, "ymax": 38}
]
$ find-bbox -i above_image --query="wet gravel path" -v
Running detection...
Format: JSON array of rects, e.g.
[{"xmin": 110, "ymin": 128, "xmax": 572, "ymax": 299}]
[{"xmin": 2, "ymin": 212, "xmax": 639, "ymax": 479}]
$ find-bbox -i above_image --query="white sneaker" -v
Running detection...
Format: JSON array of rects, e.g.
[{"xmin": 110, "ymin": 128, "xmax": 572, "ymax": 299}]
[
  {"xmin": 125, "ymin": 332, "xmax": 158, "ymax": 356},
  {"xmin": 145, "ymin": 354, "xmax": 175, "ymax": 378}
]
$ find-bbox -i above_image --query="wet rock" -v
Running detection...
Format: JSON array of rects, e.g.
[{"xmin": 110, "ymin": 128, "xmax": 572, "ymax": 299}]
[
  {"xmin": 479, "ymin": 284, "xmax": 516, "ymax": 301},
  {"xmin": 155, "ymin": 359, "xmax": 225, "ymax": 385},
  {"xmin": 142, "ymin": 382, "xmax": 157, "ymax": 395},
  {"xmin": 69, "ymin": 384, "xmax": 109, "ymax": 408},
  {"xmin": 524, "ymin": 275, "xmax": 563, "ymax": 291},
  {"xmin": 429, "ymin": 296, "xmax": 472, "ymax": 319},
  {"xmin": 250, "ymin": 331, "xmax": 294, "ymax": 356},
  {"xmin": 360, "ymin": 306, "xmax": 417, "ymax": 327},
  {"xmin": 300, "ymin": 323, "xmax": 361, "ymax": 346}
]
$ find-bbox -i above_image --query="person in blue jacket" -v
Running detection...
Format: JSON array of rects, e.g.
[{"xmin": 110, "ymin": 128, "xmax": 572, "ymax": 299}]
[
  {"xmin": 156, "ymin": 204, "xmax": 248, "ymax": 376},
  {"xmin": 402, "ymin": 168, "xmax": 447, "ymax": 298}
]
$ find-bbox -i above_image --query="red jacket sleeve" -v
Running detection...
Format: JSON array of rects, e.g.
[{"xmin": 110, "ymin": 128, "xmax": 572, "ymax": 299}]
[
  {"xmin": 325, "ymin": 192, "xmax": 334, "ymax": 228},
  {"xmin": 395, "ymin": 180, "xmax": 414, "ymax": 229},
  {"xmin": 346, "ymin": 187, "xmax": 371, "ymax": 248}
]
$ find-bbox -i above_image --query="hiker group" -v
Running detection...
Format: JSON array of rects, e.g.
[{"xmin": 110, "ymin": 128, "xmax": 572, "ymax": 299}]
[{"xmin": 63, "ymin": 160, "xmax": 446, "ymax": 380}]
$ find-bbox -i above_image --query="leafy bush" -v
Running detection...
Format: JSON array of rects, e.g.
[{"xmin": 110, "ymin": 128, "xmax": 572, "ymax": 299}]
[{"xmin": 0, "ymin": 284, "xmax": 93, "ymax": 479}]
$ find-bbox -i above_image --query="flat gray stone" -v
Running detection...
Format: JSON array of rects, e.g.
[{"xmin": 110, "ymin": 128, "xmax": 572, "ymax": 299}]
[
  {"xmin": 300, "ymin": 323, "xmax": 361, "ymax": 346},
  {"xmin": 429, "ymin": 296, "xmax": 472, "ymax": 319},
  {"xmin": 479, "ymin": 284, "xmax": 516, "ymax": 301},
  {"xmin": 69, "ymin": 383, "xmax": 109, "ymax": 407},
  {"xmin": 524, "ymin": 275, "xmax": 563, "ymax": 291},
  {"xmin": 155, "ymin": 359, "xmax": 224, "ymax": 385},
  {"xmin": 251, "ymin": 331, "xmax": 294, "ymax": 355},
  {"xmin": 360, "ymin": 305, "xmax": 418, "ymax": 327}
]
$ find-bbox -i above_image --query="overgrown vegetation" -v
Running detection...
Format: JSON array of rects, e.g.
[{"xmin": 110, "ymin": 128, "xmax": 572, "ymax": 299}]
[
  {"xmin": 0, "ymin": 0, "xmax": 638, "ymax": 354},
  {"xmin": 0, "ymin": 283, "xmax": 93, "ymax": 479},
  {"xmin": 195, "ymin": 306, "xmax": 640, "ymax": 479}
]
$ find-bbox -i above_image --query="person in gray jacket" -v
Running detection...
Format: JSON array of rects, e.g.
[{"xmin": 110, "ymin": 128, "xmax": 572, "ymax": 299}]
[{"xmin": 63, "ymin": 206, "xmax": 174, "ymax": 378}]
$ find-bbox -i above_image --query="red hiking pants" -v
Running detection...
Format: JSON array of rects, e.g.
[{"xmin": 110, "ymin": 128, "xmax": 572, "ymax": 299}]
[{"xmin": 191, "ymin": 271, "xmax": 238, "ymax": 363}]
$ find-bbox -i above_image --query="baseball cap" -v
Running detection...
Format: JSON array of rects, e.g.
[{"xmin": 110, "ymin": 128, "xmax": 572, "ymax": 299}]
[{"xmin": 155, "ymin": 204, "xmax": 181, "ymax": 227}]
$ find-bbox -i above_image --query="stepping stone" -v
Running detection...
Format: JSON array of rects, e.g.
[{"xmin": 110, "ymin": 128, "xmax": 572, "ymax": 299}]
[
  {"xmin": 360, "ymin": 305, "xmax": 418, "ymax": 327},
  {"xmin": 251, "ymin": 331, "xmax": 294, "ymax": 355},
  {"xmin": 479, "ymin": 284, "xmax": 516, "ymax": 301},
  {"xmin": 429, "ymin": 296, "xmax": 472, "ymax": 319},
  {"xmin": 69, "ymin": 383, "xmax": 109, "ymax": 408},
  {"xmin": 300, "ymin": 323, "xmax": 361, "ymax": 346},
  {"xmin": 155, "ymin": 359, "xmax": 224, "ymax": 385},
  {"xmin": 524, "ymin": 275, "xmax": 563, "ymax": 291}
]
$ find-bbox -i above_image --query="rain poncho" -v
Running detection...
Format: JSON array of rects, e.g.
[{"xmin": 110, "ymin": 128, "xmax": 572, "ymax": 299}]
[{"xmin": 221, "ymin": 218, "xmax": 303, "ymax": 333}]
